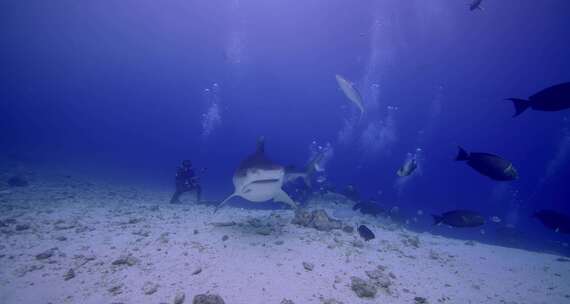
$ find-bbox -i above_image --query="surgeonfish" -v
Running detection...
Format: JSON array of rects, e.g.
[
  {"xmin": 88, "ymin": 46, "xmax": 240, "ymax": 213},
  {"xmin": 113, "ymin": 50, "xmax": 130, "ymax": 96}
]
[
  {"xmin": 455, "ymin": 146, "xmax": 518, "ymax": 181},
  {"xmin": 506, "ymin": 82, "xmax": 570, "ymax": 117},
  {"xmin": 432, "ymin": 210, "xmax": 485, "ymax": 228}
]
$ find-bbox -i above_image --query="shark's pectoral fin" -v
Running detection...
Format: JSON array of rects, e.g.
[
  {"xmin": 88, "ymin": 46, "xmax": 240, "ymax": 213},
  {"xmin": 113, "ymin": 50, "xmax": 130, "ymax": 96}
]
[
  {"xmin": 273, "ymin": 189, "xmax": 298, "ymax": 210},
  {"xmin": 285, "ymin": 172, "xmax": 309, "ymax": 187},
  {"xmin": 214, "ymin": 193, "xmax": 237, "ymax": 214}
]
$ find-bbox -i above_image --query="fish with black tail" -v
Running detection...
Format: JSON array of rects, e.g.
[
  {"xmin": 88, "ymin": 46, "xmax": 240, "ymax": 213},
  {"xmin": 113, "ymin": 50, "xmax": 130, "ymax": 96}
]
[
  {"xmin": 455, "ymin": 146, "xmax": 518, "ymax": 181},
  {"xmin": 353, "ymin": 200, "xmax": 385, "ymax": 217},
  {"xmin": 357, "ymin": 225, "xmax": 375, "ymax": 241},
  {"xmin": 533, "ymin": 210, "xmax": 570, "ymax": 234},
  {"xmin": 432, "ymin": 210, "xmax": 485, "ymax": 228},
  {"xmin": 507, "ymin": 82, "xmax": 570, "ymax": 117}
]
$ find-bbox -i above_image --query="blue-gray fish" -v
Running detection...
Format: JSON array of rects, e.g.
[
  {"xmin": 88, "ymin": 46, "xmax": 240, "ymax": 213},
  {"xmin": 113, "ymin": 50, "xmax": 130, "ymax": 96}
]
[
  {"xmin": 507, "ymin": 82, "xmax": 570, "ymax": 117},
  {"xmin": 432, "ymin": 210, "xmax": 485, "ymax": 228},
  {"xmin": 455, "ymin": 146, "xmax": 518, "ymax": 181}
]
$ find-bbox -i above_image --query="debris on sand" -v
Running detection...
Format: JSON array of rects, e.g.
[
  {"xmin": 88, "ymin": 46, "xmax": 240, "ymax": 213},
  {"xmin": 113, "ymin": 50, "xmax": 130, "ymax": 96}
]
[
  {"xmin": 292, "ymin": 209, "xmax": 342, "ymax": 231},
  {"xmin": 192, "ymin": 267, "xmax": 202, "ymax": 275},
  {"xmin": 53, "ymin": 220, "xmax": 77, "ymax": 231},
  {"xmin": 302, "ymin": 261, "xmax": 314, "ymax": 271},
  {"xmin": 142, "ymin": 281, "xmax": 159, "ymax": 295},
  {"xmin": 365, "ymin": 266, "xmax": 394, "ymax": 294},
  {"xmin": 112, "ymin": 255, "xmax": 139, "ymax": 267},
  {"xmin": 193, "ymin": 293, "xmax": 225, "ymax": 304},
  {"xmin": 108, "ymin": 284, "xmax": 124, "ymax": 296},
  {"xmin": 210, "ymin": 221, "xmax": 236, "ymax": 227},
  {"xmin": 14, "ymin": 264, "xmax": 44, "ymax": 277},
  {"xmin": 351, "ymin": 276, "xmax": 377, "ymax": 298},
  {"xmin": 414, "ymin": 296, "xmax": 428, "ymax": 304},
  {"xmin": 402, "ymin": 234, "xmax": 420, "ymax": 248},
  {"xmin": 174, "ymin": 291, "xmax": 186, "ymax": 304},
  {"xmin": 322, "ymin": 299, "xmax": 344, "ymax": 304},
  {"xmin": 342, "ymin": 225, "xmax": 354, "ymax": 233},
  {"xmin": 63, "ymin": 268, "xmax": 75, "ymax": 281},
  {"xmin": 35, "ymin": 247, "xmax": 58, "ymax": 260}
]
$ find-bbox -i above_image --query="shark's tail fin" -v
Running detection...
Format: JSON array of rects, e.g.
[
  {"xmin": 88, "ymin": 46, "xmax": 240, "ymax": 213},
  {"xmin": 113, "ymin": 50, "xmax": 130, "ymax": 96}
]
[
  {"xmin": 505, "ymin": 98, "xmax": 530, "ymax": 117},
  {"xmin": 214, "ymin": 194, "xmax": 235, "ymax": 214},
  {"xmin": 432, "ymin": 214, "xmax": 444, "ymax": 225}
]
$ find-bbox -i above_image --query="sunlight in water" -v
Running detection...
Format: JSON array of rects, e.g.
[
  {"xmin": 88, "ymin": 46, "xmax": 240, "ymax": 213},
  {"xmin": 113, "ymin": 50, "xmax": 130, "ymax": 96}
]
[
  {"xmin": 359, "ymin": 108, "xmax": 397, "ymax": 157},
  {"xmin": 337, "ymin": 117, "xmax": 356, "ymax": 145},
  {"xmin": 201, "ymin": 83, "xmax": 222, "ymax": 139}
]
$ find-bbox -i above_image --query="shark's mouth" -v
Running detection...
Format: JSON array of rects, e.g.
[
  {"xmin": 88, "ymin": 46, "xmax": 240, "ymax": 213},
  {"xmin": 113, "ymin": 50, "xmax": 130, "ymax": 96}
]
[
  {"xmin": 241, "ymin": 178, "xmax": 280, "ymax": 193},
  {"xmin": 250, "ymin": 178, "xmax": 280, "ymax": 184}
]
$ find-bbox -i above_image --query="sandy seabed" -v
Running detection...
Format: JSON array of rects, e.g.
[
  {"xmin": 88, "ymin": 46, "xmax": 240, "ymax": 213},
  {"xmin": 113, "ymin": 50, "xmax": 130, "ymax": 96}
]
[{"xmin": 1, "ymin": 172, "xmax": 569, "ymax": 304}]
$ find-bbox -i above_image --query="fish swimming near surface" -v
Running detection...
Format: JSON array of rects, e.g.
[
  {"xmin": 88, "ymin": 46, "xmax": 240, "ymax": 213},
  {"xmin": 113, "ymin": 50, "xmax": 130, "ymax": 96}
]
[
  {"xmin": 507, "ymin": 82, "xmax": 570, "ymax": 117},
  {"xmin": 397, "ymin": 158, "xmax": 418, "ymax": 177},
  {"xmin": 335, "ymin": 74, "xmax": 365, "ymax": 121},
  {"xmin": 455, "ymin": 146, "xmax": 518, "ymax": 181},
  {"xmin": 215, "ymin": 137, "xmax": 298, "ymax": 213},
  {"xmin": 469, "ymin": 0, "xmax": 484, "ymax": 11},
  {"xmin": 532, "ymin": 210, "xmax": 570, "ymax": 234},
  {"xmin": 358, "ymin": 225, "xmax": 375, "ymax": 241},
  {"xmin": 432, "ymin": 210, "xmax": 485, "ymax": 227}
]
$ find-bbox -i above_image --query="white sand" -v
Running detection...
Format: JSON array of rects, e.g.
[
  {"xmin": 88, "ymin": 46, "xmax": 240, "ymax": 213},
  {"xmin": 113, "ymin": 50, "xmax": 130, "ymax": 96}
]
[{"xmin": 1, "ymin": 173, "xmax": 569, "ymax": 304}]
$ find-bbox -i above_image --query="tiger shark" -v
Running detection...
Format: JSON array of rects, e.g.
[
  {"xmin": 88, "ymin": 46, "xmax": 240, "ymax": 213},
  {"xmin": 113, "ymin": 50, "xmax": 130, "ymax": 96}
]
[{"xmin": 215, "ymin": 137, "xmax": 322, "ymax": 213}]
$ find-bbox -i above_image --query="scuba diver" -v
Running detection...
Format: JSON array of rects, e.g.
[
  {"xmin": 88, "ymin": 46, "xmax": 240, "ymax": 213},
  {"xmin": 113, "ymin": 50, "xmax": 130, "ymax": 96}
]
[{"xmin": 170, "ymin": 160, "xmax": 203, "ymax": 204}]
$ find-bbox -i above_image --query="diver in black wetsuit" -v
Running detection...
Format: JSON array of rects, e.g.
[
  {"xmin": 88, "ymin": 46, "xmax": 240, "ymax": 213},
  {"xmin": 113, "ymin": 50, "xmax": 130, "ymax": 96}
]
[{"xmin": 170, "ymin": 160, "xmax": 202, "ymax": 204}]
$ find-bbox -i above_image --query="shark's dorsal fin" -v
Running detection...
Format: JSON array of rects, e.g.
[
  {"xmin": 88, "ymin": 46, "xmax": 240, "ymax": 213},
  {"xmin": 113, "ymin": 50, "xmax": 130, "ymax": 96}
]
[{"xmin": 256, "ymin": 136, "xmax": 266, "ymax": 154}]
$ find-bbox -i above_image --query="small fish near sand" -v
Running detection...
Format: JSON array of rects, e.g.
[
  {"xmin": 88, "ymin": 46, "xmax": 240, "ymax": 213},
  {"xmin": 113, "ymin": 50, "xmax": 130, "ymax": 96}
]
[
  {"xmin": 455, "ymin": 146, "xmax": 518, "ymax": 181},
  {"xmin": 335, "ymin": 74, "xmax": 365, "ymax": 121},
  {"xmin": 432, "ymin": 210, "xmax": 485, "ymax": 228},
  {"xmin": 469, "ymin": 0, "xmax": 484, "ymax": 11},
  {"xmin": 397, "ymin": 158, "xmax": 418, "ymax": 177},
  {"xmin": 358, "ymin": 225, "xmax": 375, "ymax": 241},
  {"xmin": 532, "ymin": 210, "xmax": 570, "ymax": 234},
  {"xmin": 507, "ymin": 82, "xmax": 570, "ymax": 117},
  {"xmin": 353, "ymin": 200, "xmax": 385, "ymax": 217}
]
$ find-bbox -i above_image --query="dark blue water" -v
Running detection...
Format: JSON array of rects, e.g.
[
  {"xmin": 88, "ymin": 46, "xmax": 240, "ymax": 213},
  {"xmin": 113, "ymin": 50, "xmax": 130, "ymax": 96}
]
[{"xmin": 2, "ymin": 0, "xmax": 570, "ymax": 255}]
